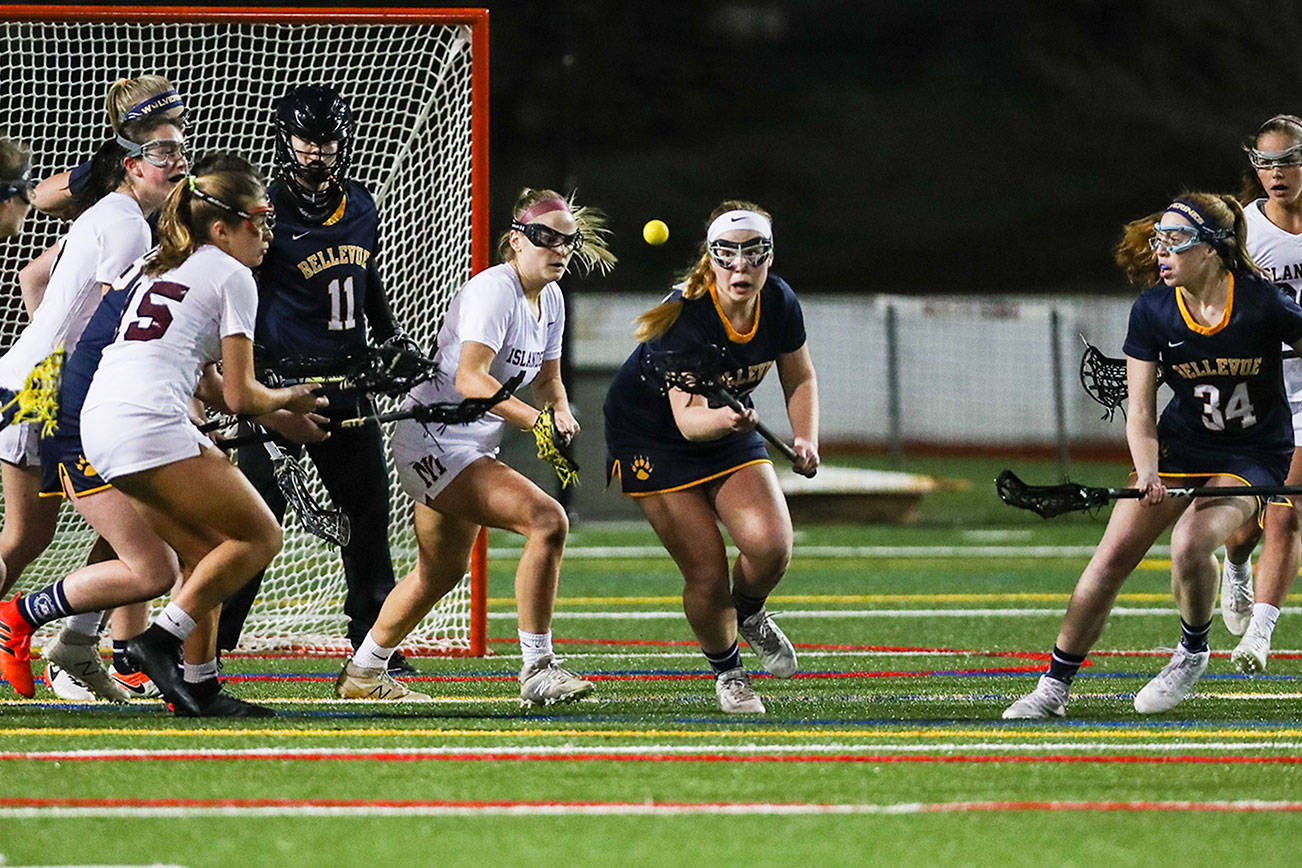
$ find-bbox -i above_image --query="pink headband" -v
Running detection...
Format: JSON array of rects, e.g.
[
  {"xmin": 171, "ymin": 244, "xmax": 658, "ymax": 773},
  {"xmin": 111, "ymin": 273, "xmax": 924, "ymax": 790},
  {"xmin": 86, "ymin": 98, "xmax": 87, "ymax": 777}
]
[{"xmin": 517, "ymin": 197, "xmax": 571, "ymax": 223}]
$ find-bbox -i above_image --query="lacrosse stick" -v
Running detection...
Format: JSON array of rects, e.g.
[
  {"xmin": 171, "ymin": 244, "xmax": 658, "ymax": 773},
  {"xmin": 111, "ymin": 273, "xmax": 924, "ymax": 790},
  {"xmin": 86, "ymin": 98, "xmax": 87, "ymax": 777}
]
[
  {"xmin": 996, "ymin": 469, "xmax": 1302, "ymax": 519},
  {"xmin": 212, "ymin": 373, "xmax": 525, "ymax": 448},
  {"xmin": 532, "ymin": 404, "xmax": 580, "ymax": 488},
  {"xmin": 257, "ymin": 343, "xmax": 440, "ymax": 397},
  {"xmin": 256, "ymin": 433, "xmax": 351, "ymax": 546},
  {"xmin": 642, "ymin": 345, "xmax": 815, "ymax": 478}
]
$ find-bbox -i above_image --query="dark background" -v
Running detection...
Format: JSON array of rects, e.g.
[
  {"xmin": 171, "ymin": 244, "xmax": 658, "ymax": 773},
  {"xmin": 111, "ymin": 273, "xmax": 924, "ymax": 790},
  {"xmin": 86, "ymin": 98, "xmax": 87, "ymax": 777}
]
[{"xmin": 38, "ymin": 0, "xmax": 1302, "ymax": 297}]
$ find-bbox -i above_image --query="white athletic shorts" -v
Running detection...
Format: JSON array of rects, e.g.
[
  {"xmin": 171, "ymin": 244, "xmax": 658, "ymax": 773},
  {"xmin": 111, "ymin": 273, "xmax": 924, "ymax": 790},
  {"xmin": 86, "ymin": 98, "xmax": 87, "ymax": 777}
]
[
  {"xmin": 80, "ymin": 404, "xmax": 209, "ymax": 480},
  {"xmin": 0, "ymin": 422, "xmax": 41, "ymax": 468},
  {"xmin": 390, "ymin": 417, "xmax": 497, "ymax": 504}
]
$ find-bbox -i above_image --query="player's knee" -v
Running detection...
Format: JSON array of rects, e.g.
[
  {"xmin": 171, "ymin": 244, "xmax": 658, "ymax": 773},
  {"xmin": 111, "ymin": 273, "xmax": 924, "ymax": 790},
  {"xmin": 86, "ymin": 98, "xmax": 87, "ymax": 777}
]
[
  {"xmin": 526, "ymin": 498, "xmax": 569, "ymax": 548},
  {"xmin": 1168, "ymin": 529, "xmax": 1214, "ymax": 572}
]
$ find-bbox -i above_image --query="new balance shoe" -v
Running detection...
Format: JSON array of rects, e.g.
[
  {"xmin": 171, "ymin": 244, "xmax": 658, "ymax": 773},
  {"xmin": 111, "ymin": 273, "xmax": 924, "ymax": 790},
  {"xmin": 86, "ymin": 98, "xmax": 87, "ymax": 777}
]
[
  {"xmin": 1219, "ymin": 556, "xmax": 1254, "ymax": 636},
  {"xmin": 715, "ymin": 667, "xmax": 765, "ymax": 714},
  {"xmin": 43, "ymin": 629, "xmax": 129, "ymax": 702},
  {"xmin": 334, "ymin": 661, "xmax": 433, "ymax": 701},
  {"xmin": 173, "ymin": 678, "xmax": 275, "ymax": 718},
  {"xmin": 1231, "ymin": 628, "xmax": 1271, "ymax": 675},
  {"xmin": 44, "ymin": 663, "xmax": 95, "ymax": 701},
  {"xmin": 125, "ymin": 624, "xmax": 198, "ymax": 716},
  {"xmin": 737, "ymin": 608, "xmax": 798, "ymax": 678},
  {"xmin": 0, "ymin": 594, "xmax": 36, "ymax": 698},
  {"xmin": 1002, "ymin": 675, "xmax": 1069, "ymax": 719},
  {"xmin": 110, "ymin": 666, "xmax": 162, "ymax": 699},
  {"xmin": 1133, "ymin": 645, "xmax": 1210, "ymax": 714},
  {"xmin": 519, "ymin": 654, "xmax": 593, "ymax": 708}
]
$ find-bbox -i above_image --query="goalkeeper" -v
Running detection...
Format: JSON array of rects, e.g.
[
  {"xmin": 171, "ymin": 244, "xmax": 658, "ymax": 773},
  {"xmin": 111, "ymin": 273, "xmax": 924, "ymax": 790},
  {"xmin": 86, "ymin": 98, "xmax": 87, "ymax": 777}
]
[
  {"xmin": 215, "ymin": 85, "xmax": 415, "ymax": 670},
  {"xmin": 336, "ymin": 187, "xmax": 612, "ymax": 707}
]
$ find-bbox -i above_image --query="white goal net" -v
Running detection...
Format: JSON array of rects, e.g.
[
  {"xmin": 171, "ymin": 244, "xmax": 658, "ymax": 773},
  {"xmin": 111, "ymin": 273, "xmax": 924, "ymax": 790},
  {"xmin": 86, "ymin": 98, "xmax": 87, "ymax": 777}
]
[{"xmin": 0, "ymin": 8, "xmax": 489, "ymax": 655}]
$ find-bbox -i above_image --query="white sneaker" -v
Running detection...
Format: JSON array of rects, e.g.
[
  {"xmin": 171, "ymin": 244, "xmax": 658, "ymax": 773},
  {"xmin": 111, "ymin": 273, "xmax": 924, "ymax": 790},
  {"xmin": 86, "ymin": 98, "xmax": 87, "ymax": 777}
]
[
  {"xmin": 43, "ymin": 629, "xmax": 129, "ymax": 702},
  {"xmin": 1220, "ymin": 557, "xmax": 1254, "ymax": 636},
  {"xmin": 43, "ymin": 663, "xmax": 96, "ymax": 701},
  {"xmin": 519, "ymin": 654, "xmax": 593, "ymax": 708},
  {"xmin": 109, "ymin": 665, "xmax": 162, "ymax": 699},
  {"xmin": 1133, "ymin": 645, "xmax": 1210, "ymax": 713},
  {"xmin": 738, "ymin": 609, "xmax": 798, "ymax": 678},
  {"xmin": 715, "ymin": 668, "xmax": 765, "ymax": 714},
  {"xmin": 1002, "ymin": 674, "xmax": 1069, "ymax": 719},
  {"xmin": 333, "ymin": 661, "xmax": 433, "ymax": 701},
  {"xmin": 1231, "ymin": 628, "xmax": 1271, "ymax": 674}
]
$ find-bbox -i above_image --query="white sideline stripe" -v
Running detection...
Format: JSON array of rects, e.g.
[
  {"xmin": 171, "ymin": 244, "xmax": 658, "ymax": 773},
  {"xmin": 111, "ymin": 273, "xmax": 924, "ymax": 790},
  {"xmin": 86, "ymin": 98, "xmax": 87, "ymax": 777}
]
[
  {"xmin": 5, "ymin": 800, "xmax": 1300, "ymax": 818},
  {"xmin": 494, "ymin": 544, "xmax": 1132, "ymax": 560},
  {"xmin": 11, "ymin": 741, "xmax": 1302, "ymax": 761},
  {"xmin": 503, "ymin": 607, "xmax": 1302, "ymax": 620}
]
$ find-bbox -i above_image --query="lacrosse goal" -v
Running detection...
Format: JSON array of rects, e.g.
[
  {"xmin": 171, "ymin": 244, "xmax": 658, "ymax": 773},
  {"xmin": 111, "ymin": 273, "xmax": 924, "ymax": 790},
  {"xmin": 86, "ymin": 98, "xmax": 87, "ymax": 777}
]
[{"xmin": 0, "ymin": 5, "xmax": 490, "ymax": 655}]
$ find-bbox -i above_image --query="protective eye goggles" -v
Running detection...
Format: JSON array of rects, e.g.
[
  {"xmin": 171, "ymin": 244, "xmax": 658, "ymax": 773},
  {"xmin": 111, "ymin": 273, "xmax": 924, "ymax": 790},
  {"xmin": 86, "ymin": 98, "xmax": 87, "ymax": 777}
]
[
  {"xmin": 189, "ymin": 180, "xmax": 276, "ymax": 232},
  {"xmin": 512, "ymin": 220, "xmax": 582, "ymax": 250},
  {"xmin": 118, "ymin": 135, "xmax": 189, "ymax": 168},
  {"xmin": 1148, "ymin": 222, "xmax": 1204, "ymax": 254},
  {"xmin": 0, "ymin": 163, "xmax": 34, "ymax": 204},
  {"xmin": 1247, "ymin": 144, "xmax": 1302, "ymax": 170},
  {"xmin": 708, "ymin": 237, "xmax": 773, "ymax": 270}
]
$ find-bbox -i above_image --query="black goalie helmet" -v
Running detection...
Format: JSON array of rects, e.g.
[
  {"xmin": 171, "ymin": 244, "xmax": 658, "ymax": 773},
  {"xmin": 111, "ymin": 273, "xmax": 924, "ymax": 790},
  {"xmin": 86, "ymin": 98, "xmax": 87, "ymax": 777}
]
[{"xmin": 273, "ymin": 85, "xmax": 353, "ymax": 219}]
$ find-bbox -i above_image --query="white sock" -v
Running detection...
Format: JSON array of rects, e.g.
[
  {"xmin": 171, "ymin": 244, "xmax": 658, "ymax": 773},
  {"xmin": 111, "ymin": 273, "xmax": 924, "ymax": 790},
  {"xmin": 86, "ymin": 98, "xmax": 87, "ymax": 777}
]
[
  {"xmin": 156, "ymin": 603, "xmax": 197, "ymax": 641},
  {"xmin": 518, "ymin": 629, "xmax": 553, "ymax": 668},
  {"xmin": 352, "ymin": 633, "xmax": 396, "ymax": 671},
  {"xmin": 64, "ymin": 610, "xmax": 105, "ymax": 636},
  {"xmin": 1251, "ymin": 603, "xmax": 1281, "ymax": 636},
  {"xmin": 184, "ymin": 658, "xmax": 219, "ymax": 684}
]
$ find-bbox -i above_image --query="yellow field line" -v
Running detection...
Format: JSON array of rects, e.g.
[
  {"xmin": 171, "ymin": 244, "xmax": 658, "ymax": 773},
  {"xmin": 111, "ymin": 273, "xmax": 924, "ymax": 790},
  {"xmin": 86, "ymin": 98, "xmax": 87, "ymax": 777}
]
[{"xmin": 6, "ymin": 726, "xmax": 1301, "ymax": 739}]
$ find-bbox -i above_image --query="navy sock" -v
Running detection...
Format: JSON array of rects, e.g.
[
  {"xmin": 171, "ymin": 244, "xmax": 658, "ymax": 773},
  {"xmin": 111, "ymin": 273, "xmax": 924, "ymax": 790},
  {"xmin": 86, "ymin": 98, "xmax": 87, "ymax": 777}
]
[
  {"xmin": 1179, "ymin": 618, "xmax": 1212, "ymax": 653},
  {"xmin": 113, "ymin": 640, "xmax": 136, "ymax": 673},
  {"xmin": 704, "ymin": 642, "xmax": 743, "ymax": 675},
  {"xmin": 732, "ymin": 589, "xmax": 768, "ymax": 622},
  {"xmin": 16, "ymin": 583, "xmax": 72, "ymax": 629},
  {"xmin": 1046, "ymin": 645, "xmax": 1087, "ymax": 685}
]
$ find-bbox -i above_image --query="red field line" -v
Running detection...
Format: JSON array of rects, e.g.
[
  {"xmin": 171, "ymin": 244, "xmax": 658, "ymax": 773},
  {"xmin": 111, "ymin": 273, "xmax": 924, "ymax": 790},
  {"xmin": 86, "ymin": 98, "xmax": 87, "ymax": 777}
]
[
  {"xmin": 221, "ymin": 665, "xmax": 1049, "ymax": 684},
  {"xmin": 5, "ymin": 751, "xmax": 1301, "ymax": 765}
]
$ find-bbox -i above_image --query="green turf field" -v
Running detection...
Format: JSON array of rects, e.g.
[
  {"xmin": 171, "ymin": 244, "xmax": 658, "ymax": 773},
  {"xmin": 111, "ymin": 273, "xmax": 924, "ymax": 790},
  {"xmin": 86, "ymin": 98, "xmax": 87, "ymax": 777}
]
[{"xmin": 4, "ymin": 456, "xmax": 1302, "ymax": 867}]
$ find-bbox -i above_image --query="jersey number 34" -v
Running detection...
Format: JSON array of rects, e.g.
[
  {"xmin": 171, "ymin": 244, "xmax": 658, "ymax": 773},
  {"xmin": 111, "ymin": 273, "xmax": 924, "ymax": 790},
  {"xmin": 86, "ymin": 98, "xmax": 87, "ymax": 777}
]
[{"xmin": 1193, "ymin": 382, "xmax": 1257, "ymax": 431}]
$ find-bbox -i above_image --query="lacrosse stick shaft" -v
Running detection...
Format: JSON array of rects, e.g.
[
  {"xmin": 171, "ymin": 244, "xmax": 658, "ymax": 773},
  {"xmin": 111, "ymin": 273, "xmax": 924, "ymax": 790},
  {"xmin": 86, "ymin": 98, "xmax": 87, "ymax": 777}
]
[
  {"xmin": 1108, "ymin": 484, "xmax": 1302, "ymax": 500},
  {"xmin": 707, "ymin": 387, "xmax": 813, "ymax": 477}
]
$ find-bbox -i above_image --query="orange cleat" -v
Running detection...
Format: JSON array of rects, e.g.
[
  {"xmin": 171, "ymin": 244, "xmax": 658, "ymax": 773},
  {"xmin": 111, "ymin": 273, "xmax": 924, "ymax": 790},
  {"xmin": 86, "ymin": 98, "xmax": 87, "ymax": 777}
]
[{"xmin": 0, "ymin": 595, "xmax": 36, "ymax": 698}]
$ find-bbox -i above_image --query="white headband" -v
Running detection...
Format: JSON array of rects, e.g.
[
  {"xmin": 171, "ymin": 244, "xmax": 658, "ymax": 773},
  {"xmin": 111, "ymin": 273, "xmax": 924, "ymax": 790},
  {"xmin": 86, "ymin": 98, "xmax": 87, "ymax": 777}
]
[{"xmin": 707, "ymin": 209, "xmax": 772, "ymax": 243}]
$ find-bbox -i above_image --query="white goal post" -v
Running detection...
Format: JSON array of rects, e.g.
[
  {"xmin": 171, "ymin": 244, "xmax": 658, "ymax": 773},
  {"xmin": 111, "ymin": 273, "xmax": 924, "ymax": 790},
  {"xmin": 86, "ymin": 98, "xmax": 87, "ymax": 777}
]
[{"xmin": 0, "ymin": 5, "xmax": 491, "ymax": 656}]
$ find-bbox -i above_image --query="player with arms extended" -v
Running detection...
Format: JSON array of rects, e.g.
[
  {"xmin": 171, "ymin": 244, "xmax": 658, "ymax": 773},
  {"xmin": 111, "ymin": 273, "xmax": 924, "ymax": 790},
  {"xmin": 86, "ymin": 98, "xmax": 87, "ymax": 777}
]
[
  {"xmin": 216, "ymin": 85, "xmax": 410, "ymax": 668},
  {"xmin": 1005, "ymin": 192, "xmax": 1302, "ymax": 719},
  {"xmin": 603, "ymin": 201, "xmax": 820, "ymax": 714}
]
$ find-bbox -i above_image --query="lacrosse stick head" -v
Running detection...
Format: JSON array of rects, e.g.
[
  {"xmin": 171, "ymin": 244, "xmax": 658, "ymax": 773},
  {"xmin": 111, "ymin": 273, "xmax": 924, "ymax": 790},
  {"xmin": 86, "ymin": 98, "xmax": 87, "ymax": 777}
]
[
  {"xmin": 358, "ymin": 343, "xmax": 439, "ymax": 395},
  {"xmin": 640, "ymin": 343, "xmax": 733, "ymax": 398},
  {"xmin": 995, "ymin": 469, "xmax": 1107, "ymax": 519},
  {"xmin": 271, "ymin": 453, "xmax": 352, "ymax": 546},
  {"xmin": 408, "ymin": 371, "xmax": 526, "ymax": 426},
  {"xmin": 1079, "ymin": 341, "xmax": 1129, "ymax": 421}
]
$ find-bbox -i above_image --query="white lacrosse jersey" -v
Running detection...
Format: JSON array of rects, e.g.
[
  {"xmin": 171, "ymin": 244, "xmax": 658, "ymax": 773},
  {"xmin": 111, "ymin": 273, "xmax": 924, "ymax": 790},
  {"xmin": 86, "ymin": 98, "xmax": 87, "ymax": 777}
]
[
  {"xmin": 0, "ymin": 192, "xmax": 150, "ymax": 391},
  {"xmin": 403, "ymin": 262, "xmax": 564, "ymax": 448},
  {"xmin": 83, "ymin": 244, "xmax": 259, "ymax": 422},
  {"xmin": 1245, "ymin": 198, "xmax": 1302, "ymax": 408}
]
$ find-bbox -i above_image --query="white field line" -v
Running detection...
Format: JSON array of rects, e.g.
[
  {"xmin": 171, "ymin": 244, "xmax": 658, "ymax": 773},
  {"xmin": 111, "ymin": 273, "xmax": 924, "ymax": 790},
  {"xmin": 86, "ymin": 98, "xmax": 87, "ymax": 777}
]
[
  {"xmin": 465, "ymin": 648, "xmax": 1302, "ymax": 660},
  {"xmin": 6, "ymin": 800, "xmax": 1302, "ymax": 818},
  {"xmin": 505, "ymin": 607, "xmax": 1302, "ymax": 620},
  {"xmin": 8, "ymin": 741, "xmax": 1302, "ymax": 762},
  {"xmin": 496, "ymin": 545, "xmax": 1130, "ymax": 560}
]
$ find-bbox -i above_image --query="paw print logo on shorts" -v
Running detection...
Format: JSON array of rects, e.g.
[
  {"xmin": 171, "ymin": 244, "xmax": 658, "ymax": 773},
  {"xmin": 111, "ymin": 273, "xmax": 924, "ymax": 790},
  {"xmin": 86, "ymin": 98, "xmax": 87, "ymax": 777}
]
[
  {"xmin": 631, "ymin": 455, "xmax": 653, "ymax": 480},
  {"xmin": 76, "ymin": 454, "xmax": 97, "ymax": 477}
]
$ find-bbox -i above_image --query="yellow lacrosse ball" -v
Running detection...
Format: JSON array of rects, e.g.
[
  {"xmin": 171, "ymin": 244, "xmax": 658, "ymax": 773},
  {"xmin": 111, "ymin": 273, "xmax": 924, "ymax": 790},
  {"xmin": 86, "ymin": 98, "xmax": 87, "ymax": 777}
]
[{"xmin": 642, "ymin": 219, "xmax": 669, "ymax": 245}]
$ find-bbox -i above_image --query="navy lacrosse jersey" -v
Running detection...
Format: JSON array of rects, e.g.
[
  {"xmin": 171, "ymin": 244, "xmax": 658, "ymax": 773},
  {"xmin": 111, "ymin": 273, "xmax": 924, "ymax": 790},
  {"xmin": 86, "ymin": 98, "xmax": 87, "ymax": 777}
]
[
  {"xmin": 604, "ymin": 274, "xmax": 806, "ymax": 493},
  {"xmin": 1123, "ymin": 271, "xmax": 1302, "ymax": 458},
  {"xmin": 255, "ymin": 179, "xmax": 379, "ymax": 361}
]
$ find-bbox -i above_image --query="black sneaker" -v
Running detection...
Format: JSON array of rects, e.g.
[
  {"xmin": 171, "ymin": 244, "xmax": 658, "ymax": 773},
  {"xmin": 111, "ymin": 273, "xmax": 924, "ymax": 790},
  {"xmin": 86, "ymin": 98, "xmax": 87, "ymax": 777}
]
[
  {"xmin": 387, "ymin": 650, "xmax": 419, "ymax": 676},
  {"xmin": 174, "ymin": 678, "xmax": 275, "ymax": 718},
  {"xmin": 126, "ymin": 625, "xmax": 199, "ymax": 716}
]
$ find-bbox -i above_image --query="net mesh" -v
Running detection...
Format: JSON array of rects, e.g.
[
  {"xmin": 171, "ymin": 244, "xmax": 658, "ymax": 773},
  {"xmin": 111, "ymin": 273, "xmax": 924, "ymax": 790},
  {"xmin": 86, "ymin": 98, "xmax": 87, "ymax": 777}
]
[{"xmin": 0, "ymin": 11, "xmax": 484, "ymax": 654}]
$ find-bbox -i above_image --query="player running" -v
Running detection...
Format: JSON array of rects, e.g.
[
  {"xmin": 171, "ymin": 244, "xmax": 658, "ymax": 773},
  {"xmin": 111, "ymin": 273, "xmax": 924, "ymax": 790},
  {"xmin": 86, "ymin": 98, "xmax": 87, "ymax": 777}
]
[
  {"xmin": 335, "ymin": 187, "xmax": 612, "ymax": 707},
  {"xmin": 603, "ymin": 201, "xmax": 820, "ymax": 714},
  {"xmin": 1004, "ymin": 192, "xmax": 1302, "ymax": 719},
  {"xmin": 1216, "ymin": 114, "xmax": 1302, "ymax": 673}
]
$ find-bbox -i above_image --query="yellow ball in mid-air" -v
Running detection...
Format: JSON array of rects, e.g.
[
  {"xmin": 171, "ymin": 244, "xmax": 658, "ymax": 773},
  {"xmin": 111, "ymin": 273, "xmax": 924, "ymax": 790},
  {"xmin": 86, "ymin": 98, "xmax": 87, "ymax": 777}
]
[{"xmin": 642, "ymin": 219, "xmax": 669, "ymax": 245}]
